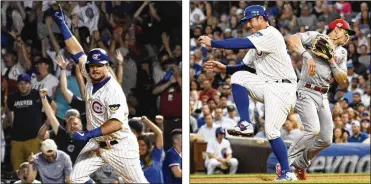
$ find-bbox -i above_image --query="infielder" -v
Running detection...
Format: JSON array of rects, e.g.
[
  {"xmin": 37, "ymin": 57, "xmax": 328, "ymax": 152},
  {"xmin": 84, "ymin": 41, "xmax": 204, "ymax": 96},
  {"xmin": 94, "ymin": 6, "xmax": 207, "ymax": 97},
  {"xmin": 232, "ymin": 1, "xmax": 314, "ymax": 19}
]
[
  {"xmin": 199, "ymin": 5, "xmax": 298, "ymax": 181},
  {"xmin": 51, "ymin": 5, "xmax": 148, "ymax": 183},
  {"xmin": 276, "ymin": 19, "xmax": 353, "ymax": 180}
]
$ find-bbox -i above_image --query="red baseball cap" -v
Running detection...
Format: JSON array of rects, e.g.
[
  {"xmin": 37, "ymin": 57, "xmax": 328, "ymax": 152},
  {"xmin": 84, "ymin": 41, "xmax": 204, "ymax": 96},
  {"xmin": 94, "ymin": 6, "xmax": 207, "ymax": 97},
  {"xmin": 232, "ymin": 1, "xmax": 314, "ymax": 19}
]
[{"xmin": 329, "ymin": 19, "xmax": 355, "ymax": 35}]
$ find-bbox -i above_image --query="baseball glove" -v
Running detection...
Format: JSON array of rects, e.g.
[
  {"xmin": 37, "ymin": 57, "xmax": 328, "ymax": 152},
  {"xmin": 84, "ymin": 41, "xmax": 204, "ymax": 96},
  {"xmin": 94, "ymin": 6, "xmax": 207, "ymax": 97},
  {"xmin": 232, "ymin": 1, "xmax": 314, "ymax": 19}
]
[{"xmin": 311, "ymin": 35, "xmax": 334, "ymax": 60}]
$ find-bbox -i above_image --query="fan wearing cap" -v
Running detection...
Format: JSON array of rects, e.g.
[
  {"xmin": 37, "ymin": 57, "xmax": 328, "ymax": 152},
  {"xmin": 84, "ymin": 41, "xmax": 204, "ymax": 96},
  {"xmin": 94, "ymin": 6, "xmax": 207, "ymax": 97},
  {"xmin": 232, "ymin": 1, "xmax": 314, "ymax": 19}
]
[
  {"xmin": 6, "ymin": 73, "xmax": 57, "ymax": 172},
  {"xmin": 281, "ymin": 19, "xmax": 355, "ymax": 180},
  {"xmin": 205, "ymin": 127, "xmax": 239, "ymax": 175},
  {"xmin": 37, "ymin": 88, "xmax": 86, "ymax": 164},
  {"xmin": 30, "ymin": 56, "xmax": 59, "ymax": 98},
  {"xmin": 2, "ymin": 49, "xmax": 25, "ymax": 93},
  {"xmin": 26, "ymin": 139, "xmax": 72, "ymax": 184},
  {"xmin": 348, "ymin": 121, "xmax": 369, "ymax": 143}
]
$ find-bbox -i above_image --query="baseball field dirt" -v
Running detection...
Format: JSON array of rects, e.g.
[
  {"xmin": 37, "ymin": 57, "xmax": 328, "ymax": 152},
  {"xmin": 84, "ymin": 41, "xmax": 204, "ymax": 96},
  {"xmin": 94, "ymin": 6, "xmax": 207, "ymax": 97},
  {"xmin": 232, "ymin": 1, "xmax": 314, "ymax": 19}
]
[{"xmin": 190, "ymin": 173, "xmax": 370, "ymax": 183}]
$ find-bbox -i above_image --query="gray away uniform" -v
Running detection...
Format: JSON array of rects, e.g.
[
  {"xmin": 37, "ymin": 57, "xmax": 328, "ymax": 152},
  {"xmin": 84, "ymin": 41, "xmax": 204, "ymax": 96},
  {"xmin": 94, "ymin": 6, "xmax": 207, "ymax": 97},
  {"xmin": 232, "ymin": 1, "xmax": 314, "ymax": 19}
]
[{"xmin": 287, "ymin": 31, "xmax": 347, "ymax": 170}]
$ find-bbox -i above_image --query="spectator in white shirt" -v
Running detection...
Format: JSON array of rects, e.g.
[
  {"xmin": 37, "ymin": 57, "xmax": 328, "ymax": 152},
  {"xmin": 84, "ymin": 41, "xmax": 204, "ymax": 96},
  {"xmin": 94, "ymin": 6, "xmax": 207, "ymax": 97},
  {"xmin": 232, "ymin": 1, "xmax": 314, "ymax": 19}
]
[
  {"xmin": 197, "ymin": 114, "xmax": 219, "ymax": 142},
  {"xmin": 361, "ymin": 84, "xmax": 370, "ymax": 107},
  {"xmin": 30, "ymin": 57, "xmax": 59, "ymax": 98},
  {"xmin": 190, "ymin": 2, "xmax": 206, "ymax": 27},
  {"xmin": 205, "ymin": 127, "xmax": 239, "ymax": 175},
  {"xmin": 72, "ymin": 2, "xmax": 100, "ymax": 34},
  {"xmin": 214, "ymin": 107, "xmax": 236, "ymax": 130},
  {"xmin": 226, "ymin": 105, "xmax": 240, "ymax": 123}
]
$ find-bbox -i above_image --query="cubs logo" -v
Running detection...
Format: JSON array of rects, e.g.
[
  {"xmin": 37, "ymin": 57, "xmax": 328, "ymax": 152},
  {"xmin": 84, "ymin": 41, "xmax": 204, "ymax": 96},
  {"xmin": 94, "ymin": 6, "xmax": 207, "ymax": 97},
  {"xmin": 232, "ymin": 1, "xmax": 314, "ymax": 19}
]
[
  {"xmin": 109, "ymin": 104, "xmax": 120, "ymax": 111},
  {"xmin": 67, "ymin": 144, "xmax": 75, "ymax": 153},
  {"xmin": 85, "ymin": 7, "xmax": 94, "ymax": 19},
  {"xmin": 91, "ymin": 99, "xmax": 105, "ymax": 115},
  {"xmin": 221, "ymin": 148, "xmax": 228, "ymax": 158},
  {"xmin": 92, "ymin": 54, "xmax": 101, "ymax": 60},
  {"xmin": 336, "ymin": 23, "xmax": 343, "ymax": 27}
]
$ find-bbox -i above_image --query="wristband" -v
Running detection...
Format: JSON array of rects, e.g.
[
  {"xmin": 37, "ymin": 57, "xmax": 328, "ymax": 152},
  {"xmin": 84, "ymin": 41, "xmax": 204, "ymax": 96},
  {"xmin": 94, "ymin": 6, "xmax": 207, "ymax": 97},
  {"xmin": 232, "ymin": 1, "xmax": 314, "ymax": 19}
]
[
  {"xmin": 298, "ymin": 47, "xmax": 306, "ymax": 55},
  {"xmin": 302, "ymin": 51, "xmax": 313, "ymax": 61}
]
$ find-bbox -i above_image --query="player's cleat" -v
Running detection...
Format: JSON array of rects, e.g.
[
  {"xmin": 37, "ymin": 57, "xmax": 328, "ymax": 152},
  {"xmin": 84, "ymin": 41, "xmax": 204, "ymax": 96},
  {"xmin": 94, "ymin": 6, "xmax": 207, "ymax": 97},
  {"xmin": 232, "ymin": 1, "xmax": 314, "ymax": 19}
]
[
  {"xmin": 227, "ymin": 120, "xmax": 254, "ymax": 136},
  {"xmin": 295, "ymin": 168, "xmax": 307, "ymax": 180},
  {"xmin": 274, "ymin": 172, "xmax": 298, "ymax": 181},
  {"xmin": 275, "ymin": 163, "xmax": 281, "ymax": 177}
]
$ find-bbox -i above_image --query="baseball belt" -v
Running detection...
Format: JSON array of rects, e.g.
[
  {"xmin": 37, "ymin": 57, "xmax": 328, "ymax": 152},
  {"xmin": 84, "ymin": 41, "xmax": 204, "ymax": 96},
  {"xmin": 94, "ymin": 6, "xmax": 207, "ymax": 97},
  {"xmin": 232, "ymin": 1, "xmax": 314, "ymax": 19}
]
[
  {"xmin": 99, "ymin": 140, "xmax": 119, "ymax": 149},
  {"xmin": 304, "ymin": 83, "xmax": 329, "ymax": 94},
  {"xmin": 274, "ymin": 79, "xmax": 292, "ymax": 83}
]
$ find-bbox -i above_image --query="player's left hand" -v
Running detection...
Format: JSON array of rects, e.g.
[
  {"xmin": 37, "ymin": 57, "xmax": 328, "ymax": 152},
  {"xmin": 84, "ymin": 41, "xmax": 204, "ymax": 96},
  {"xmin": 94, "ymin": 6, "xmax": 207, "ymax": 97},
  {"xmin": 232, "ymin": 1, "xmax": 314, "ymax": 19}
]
[
  {"xmin": 198, "ymin": 35, "xmax": 212, "ymax": 47},
  {"xmin": 71, "ymin": 131, "xmax": 92, "ymax": 142},
  {"xmin": 50, "ymin": 4, "xmax": 65, "ymax": 25}
]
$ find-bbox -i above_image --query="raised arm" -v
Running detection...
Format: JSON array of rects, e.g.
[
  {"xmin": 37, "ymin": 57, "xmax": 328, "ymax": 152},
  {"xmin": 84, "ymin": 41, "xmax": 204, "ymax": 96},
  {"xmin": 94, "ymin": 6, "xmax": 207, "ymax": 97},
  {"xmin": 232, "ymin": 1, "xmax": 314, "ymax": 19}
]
[
  {"xmin": 75, "ymin": 64, "xmax": 86, "ymax": 99},
  {"xmin": 40, "ymin": 89, "xmax": 60, "ymax": 134},
  {"xmin": 134, "ymin": 1, "xmax": 150, "ymax": 23},
  {"xmin": 51, "ymin": 5, "xmax": 87, "ymax": 70},
  {"xmin": 26, "ymin": 153, "xmax": 38, "ymax": 183},
  {"xmin": 56, "ymin": 55, "xmax": 74, "ymax": 103},
  {"xmin": 141, "ymin": 116, "xmax": 163, "ymax": 149},
  {"xmin": 45, "ymin": 16, "xmax": 61, "ymax": 53},
  {"xmin": 114, "ymin": 50, "xmax": 124, "ymax": 85}
]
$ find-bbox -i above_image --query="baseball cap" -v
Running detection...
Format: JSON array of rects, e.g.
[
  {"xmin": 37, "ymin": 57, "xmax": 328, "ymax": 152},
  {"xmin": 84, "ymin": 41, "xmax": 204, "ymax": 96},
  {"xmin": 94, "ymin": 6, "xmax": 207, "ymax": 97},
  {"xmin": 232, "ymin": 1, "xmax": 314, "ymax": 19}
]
[
  {"xmin": 64, "ymin": 109, "xmax": 80, "ymax": 120},
  {"xmin": 351, "ymin": 120, "xmax": 360, "ymax": 127},
  {"xmin": 41, "ymin": 139, "xmax": 57, "ymax": 153},
  {"xmin": 215, "ymin": 127, "xmax": 225, "ymax": 134},
  {"xmin": 329, "ymin": 19, "xmax": 356, "ymax": 35},
  {"xmin": 17, "ymin": 73, "xmax": 31, "ymax": 83},
  {"xmin": 347, "ymin": 63, "xmax": 354, "ymax": 68},
  {"xmin": 224, "ymin": 28, "xmax": 232, "ymax": 33}
]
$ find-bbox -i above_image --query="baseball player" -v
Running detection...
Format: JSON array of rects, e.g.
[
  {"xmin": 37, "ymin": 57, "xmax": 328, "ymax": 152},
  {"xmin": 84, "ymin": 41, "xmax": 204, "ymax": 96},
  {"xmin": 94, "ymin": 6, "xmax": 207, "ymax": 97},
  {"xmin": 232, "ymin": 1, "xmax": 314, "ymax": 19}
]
[
  {"xmin": 276, "ymin": 19, "xmax": 354, "ymax": 180},
  {"xmin": 205, "ymin": 127, "xmax": 239, "ymax": 175},
  {"xmin": 199, "ymin": 5, "xmax": 298, "ymax": 181},
  {"xmin": 50, "ymin": 5, "xmax": 148, "ymax": 183}
]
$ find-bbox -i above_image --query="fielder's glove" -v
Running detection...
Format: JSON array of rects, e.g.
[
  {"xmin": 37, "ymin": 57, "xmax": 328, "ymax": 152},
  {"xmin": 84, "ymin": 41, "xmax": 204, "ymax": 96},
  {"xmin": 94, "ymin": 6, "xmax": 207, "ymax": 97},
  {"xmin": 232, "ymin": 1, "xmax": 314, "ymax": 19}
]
[{"xmin": 311, "ymin": 35, "xmax": 334, "ymax": 60}]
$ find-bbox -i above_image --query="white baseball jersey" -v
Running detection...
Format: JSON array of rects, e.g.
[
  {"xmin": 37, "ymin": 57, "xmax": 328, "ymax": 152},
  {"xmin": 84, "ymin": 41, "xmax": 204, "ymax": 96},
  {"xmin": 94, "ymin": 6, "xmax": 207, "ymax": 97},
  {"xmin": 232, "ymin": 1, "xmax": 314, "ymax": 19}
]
[
  {"xmin": 206, "ymin": 138, "xmax": 232, "ymax": 161},
  {"xmin": 296, "ymin": 31, "xmax": 347, "ymax": 87},
  {"xmin": 31, "ymin": 74, "xmax": 59, "ymax": 97},
  {"xmin": 81, "ymin": 62, "xmax": 131, "ymax": 142},
  {"xmin": 231, "ymin": 26, "xmax": 297, "ymax": 140},
  {"xmin": 243, "ymin": 26, "xmax": 297, "ymax": 82},
  {"xmin": 71, "ymin": 57, "xmax": 148, "ymax": 183}
]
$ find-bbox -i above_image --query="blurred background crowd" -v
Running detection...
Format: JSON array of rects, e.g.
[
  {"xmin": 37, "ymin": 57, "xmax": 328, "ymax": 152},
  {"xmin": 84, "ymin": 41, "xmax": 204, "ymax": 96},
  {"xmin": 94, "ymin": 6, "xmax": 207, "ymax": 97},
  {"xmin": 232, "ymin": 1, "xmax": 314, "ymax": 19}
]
[
  {"xmin": 1, "ymin": 1, "xmax": 182, "ymax": 183},
  {"xmin": 190, "ymin": 0, "xmax": 370, "ymax": 147}
]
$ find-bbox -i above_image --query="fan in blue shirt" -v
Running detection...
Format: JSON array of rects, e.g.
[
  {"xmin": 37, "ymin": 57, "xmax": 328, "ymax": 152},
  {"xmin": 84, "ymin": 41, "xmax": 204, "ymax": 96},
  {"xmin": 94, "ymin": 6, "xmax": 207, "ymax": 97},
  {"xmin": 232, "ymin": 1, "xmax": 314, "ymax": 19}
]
[
  {"xmin": 137, "ymin": 116, "xmax": 164, "ymax": 184},
  {"xmin": 163, "ymin": 129, "xmax": 182, "ymax": 184}
]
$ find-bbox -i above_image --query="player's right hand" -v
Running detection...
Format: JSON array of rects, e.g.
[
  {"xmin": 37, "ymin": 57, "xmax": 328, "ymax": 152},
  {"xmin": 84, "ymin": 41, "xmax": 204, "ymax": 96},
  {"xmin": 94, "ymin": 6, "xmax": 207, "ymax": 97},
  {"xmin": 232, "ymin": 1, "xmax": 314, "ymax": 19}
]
[
  {"xmin": 198, "ymin": 35, "xmax": 212, "ymax": 47},
  {"xmin": 307, "ymin": 58, "xmax": 316, "ymax": 76},
  {"xmin": 204, "ymin": 60, "xmax": 226, "ymax": 73}
]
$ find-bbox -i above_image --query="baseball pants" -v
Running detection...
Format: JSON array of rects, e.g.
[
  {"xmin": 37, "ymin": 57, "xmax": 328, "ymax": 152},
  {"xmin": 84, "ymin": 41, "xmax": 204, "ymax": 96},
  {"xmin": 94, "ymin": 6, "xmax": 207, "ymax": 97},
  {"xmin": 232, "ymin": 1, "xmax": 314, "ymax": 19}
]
[
  {"xmin": 288, "ymin": 88, "xmax": 333, "ymax": 170},
  {"xmin": 205, "ymin": 158, "xmax": 239, "ymax": 174},
  {"xmin": 231, "ymin": 71, "xmax": 297, "ymax": 140},
  {"xmin": 70, "ymin": 134, "xmax": 148, "ymax": 183}
]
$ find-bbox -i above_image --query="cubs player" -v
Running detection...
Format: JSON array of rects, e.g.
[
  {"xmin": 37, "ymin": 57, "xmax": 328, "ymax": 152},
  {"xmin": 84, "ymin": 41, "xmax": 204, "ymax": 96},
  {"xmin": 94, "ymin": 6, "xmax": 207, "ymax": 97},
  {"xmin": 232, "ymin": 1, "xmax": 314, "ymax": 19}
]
[
  {"xmin": 199, "ymin": 5, "xmax": 298, "ymax": 181},
  {"xmin": 205, "ymin": 127, "xmax": 239, "ymax": 175},
  {"xmin": 50, "ymin": 5, "xmax": 148, "ymax": 183},
  {"xmin": 276, "ymin": 19, "xmax": 354, "ymax": 180}
]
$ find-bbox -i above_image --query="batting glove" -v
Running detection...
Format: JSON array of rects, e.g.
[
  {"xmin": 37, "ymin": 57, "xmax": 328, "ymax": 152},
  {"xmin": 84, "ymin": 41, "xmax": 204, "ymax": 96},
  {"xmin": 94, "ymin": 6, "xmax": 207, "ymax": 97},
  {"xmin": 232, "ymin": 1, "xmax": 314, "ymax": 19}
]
[
  {"xmin": 51, "ymin": 5, "xmax": 66, "ymax": 25},
  {"xmin": 71, "ymin": 127, "xmax": 103, "ymax": 142}
]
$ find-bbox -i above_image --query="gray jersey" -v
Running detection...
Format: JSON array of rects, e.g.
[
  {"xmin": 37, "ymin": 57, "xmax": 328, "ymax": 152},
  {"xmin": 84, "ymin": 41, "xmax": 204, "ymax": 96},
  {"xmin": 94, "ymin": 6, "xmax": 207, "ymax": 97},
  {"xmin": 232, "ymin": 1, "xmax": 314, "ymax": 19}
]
[{"xmin": 297, "ymin": 31, "xmax": 347, "ymax": 87}]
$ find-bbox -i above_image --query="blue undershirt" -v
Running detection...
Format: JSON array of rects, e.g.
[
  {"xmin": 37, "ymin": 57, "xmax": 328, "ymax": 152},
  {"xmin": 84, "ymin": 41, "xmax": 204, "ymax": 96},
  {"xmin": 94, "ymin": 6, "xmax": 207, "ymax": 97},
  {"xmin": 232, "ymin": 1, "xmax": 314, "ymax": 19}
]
[
  {"xmin": 92, "ymin": 77, "xmax": 111, "ymax": 94},
  {"xmin": 211, "ymin": 38, "xmax": 256, "ymax": 49}
]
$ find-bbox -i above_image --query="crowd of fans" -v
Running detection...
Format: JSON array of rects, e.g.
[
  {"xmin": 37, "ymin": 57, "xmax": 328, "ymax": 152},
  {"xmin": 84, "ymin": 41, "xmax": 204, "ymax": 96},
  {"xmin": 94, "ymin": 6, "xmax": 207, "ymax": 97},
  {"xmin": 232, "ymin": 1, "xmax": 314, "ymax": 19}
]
[
  {"xmin": 1, "ymin": 1, "xmax": 182, "ymax": 183},
  {"xmin": 190, "ymin": 1, "xmax": 371, "ymax": 170}
]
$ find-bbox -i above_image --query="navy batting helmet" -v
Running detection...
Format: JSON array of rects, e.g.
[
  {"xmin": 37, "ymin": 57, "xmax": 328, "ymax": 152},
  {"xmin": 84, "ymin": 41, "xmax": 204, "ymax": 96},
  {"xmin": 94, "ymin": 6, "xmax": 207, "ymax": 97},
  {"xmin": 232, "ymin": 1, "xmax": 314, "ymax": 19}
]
[
  {"xmin": 240, "ymin": 5, "xmax": 268, "ymax": 24},
  {"xmin": 86, "ymin": 48, "xmax": 110, "ymax": 65},
  {"xmin": 215, "ymin": 127, "xmax": 225, "ymax": 138}
]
